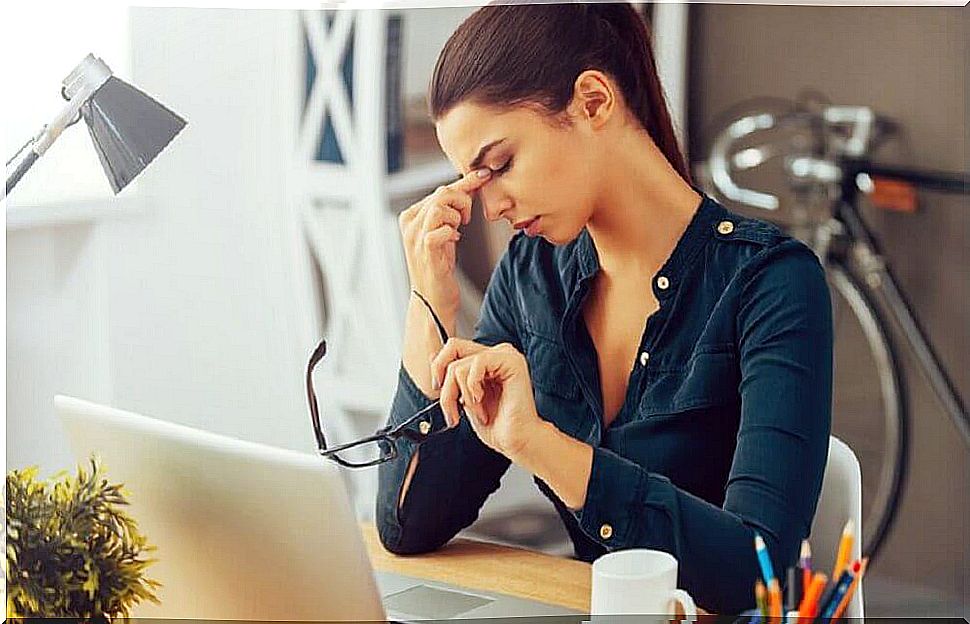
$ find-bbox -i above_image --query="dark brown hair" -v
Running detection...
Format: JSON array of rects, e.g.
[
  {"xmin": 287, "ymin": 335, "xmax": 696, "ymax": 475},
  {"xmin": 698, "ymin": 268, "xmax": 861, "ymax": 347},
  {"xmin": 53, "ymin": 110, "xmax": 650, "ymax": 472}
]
[{"xmin": 428, "ymin": 0, "xmax": 692, "ymax": 185}]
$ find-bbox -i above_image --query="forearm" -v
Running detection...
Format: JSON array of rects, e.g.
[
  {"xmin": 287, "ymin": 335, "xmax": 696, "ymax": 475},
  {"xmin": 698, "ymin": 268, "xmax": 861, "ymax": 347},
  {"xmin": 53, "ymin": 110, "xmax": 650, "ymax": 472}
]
[
  {"xmin": 394, "ymin": 296, "xmax": 457, "ymax": 508},
  {"xmin": 376, "ymin": 363, "xmax": 511, "ymax": 554},
  {"xmin": 378, "ymin": 235, "xmax": 521, "ymax": 554},
  {"xmin": 512, "ymin": 419, "xmax": 593, "ymax": 511},
  {"xmin": 402, "ymin": 294, "xmax": 456, "ymax": 398}
]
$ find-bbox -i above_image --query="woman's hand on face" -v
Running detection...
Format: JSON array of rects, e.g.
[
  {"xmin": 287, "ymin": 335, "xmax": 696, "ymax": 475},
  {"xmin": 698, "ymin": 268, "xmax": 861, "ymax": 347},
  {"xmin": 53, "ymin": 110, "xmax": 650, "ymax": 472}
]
[
  {"xmin": 430, "ymin": 338, "xmax": 544, "ymax": 460},
  {"xmin": 397, "ymin": 168, "xmax": 492, "ymax": 317}
]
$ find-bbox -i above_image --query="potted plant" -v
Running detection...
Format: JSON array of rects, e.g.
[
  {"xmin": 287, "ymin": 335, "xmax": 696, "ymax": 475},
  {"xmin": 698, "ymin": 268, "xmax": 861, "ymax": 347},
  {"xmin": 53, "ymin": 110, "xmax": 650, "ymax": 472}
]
[{"xmin": 5, "ymin": 455, "xmax": 161, "ymax": 620}]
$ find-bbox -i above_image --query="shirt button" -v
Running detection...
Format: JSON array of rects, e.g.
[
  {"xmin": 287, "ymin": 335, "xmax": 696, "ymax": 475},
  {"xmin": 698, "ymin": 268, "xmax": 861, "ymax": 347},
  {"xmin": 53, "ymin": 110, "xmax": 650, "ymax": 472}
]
[
  {"xmin": 717, "ymin": 220, "xmax": 735, "ymax": 235},
  {"xmin": 600, "ymin": 523, "xmax": 613, "ymax": 540},
  {"xmin": 639, "ymin": 351, "xmax": 650, "ymax": 366},
  {"xmin": 419, "ymin": 420, "xmax": 431, "ymax": 435},
  {"xmin": 656, "ymin": 276, "xmax": 670, "ymax": 290}
]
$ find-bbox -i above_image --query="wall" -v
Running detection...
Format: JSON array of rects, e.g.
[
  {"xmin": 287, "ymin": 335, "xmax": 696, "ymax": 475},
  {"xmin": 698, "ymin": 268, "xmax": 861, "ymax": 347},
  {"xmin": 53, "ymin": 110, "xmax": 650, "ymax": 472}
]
[
  {"xmin": 7, "ymin": 8, "xmax": 318, "ymax": 474},
  {"xmin": 688, "ymin": 4, "xmax": 968, "ymax": 608},
  {"xmin": 6, "ymin": 6, "xmax": 552, "ymax": 531}
]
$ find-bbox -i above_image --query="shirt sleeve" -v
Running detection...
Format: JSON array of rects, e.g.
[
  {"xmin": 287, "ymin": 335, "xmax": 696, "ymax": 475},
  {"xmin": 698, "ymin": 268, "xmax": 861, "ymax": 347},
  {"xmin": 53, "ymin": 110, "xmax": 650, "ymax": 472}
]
[
  {"xmin": 376, "ymin": 235, "xmax": 525, "ymax": 555},
  {"xmin": 570, "ymin": 241, "xmax": 833, "ymax": 614}
]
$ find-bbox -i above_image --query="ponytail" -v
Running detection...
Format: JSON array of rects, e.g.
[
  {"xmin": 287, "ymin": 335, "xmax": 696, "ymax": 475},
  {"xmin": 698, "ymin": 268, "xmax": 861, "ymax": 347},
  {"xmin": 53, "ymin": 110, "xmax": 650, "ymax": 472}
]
[
  {"xmin": 586, "ymin": 3, "xmax": 692, "ymax": 184},
  {"xmin": 429, "ymin": 1, "xmax": 692, "ymax": 185}
]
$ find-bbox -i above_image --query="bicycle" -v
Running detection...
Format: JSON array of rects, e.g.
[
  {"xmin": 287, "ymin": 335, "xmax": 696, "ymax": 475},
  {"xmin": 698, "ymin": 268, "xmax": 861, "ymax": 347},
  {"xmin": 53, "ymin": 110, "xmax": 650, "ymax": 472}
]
[{"xmin": 698, "ymin": 92, "xmax": 970, "ymax": 566}]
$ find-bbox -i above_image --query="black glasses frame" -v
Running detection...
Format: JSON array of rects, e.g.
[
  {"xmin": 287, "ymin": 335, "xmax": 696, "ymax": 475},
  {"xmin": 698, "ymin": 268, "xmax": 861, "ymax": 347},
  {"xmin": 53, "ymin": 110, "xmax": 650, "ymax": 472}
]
[{"xmin": 306, "ymin": 289, "xmax": 466, "ymax": 468}]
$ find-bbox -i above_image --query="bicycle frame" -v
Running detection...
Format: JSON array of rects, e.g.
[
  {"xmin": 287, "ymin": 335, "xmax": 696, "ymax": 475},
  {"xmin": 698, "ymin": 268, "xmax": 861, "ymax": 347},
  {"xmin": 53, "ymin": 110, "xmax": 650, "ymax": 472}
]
[
  {"xmin": 705, "ymin": 99, "xmax": 970, "ymax": 563},
  {"xmin": 834, "ymin": 157, "xmax": 970, "ymax": 446}
]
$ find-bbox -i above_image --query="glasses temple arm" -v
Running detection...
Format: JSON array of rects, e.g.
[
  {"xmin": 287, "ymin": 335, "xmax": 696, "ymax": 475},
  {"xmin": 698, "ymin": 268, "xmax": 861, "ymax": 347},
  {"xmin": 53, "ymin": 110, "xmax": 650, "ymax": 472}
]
[
  {"xmin": 307, "ymin": 340, "xmax": 329, "ymax": 450},
  {"xmin": 411, "ymin": 289, "xmax": 450, "ymax": 345}
]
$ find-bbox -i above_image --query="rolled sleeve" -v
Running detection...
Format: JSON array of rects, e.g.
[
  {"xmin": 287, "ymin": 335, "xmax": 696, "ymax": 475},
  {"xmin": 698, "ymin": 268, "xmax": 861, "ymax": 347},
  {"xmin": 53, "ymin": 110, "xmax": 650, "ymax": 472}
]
[{"xmin": 375, "ymin": 365, "xmax": 425, "ymax": 550}]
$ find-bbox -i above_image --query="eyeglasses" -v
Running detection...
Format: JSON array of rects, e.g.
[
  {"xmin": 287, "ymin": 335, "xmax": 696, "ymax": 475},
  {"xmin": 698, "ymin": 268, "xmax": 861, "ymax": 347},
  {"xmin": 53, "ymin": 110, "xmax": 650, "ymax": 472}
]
[{"xmin": 306, "ymin": 290, "xmax": 467, "ymax": 468}]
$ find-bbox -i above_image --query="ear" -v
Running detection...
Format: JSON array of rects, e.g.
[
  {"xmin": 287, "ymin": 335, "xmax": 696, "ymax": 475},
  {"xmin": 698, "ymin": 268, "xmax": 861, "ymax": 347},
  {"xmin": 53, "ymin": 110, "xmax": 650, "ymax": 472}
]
[{"xmin": 569, "ymin": 69, "xmax": 616, "ymax": 129}]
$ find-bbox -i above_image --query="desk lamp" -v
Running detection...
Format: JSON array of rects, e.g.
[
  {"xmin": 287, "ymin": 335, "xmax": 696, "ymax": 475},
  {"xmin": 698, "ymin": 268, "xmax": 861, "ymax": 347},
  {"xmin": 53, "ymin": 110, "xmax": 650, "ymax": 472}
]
[{"xmin": 5, "ymin": 53, "xmax": 186, "ymax": 196}]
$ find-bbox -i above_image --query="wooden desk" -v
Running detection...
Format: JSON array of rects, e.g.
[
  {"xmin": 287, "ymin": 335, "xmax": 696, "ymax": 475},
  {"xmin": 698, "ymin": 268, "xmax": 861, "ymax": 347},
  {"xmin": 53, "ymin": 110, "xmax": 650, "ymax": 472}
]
[{"xmin": 360, "ymin": 523, "xmax": 592, "ymax": 612}]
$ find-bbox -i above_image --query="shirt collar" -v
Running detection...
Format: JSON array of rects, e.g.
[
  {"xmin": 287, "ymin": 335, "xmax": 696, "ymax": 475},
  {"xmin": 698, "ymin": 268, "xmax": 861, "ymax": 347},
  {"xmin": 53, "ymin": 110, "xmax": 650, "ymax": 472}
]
[{"xmin": 571, "ymin": 183, "xmax": 725, "ymax": 300}]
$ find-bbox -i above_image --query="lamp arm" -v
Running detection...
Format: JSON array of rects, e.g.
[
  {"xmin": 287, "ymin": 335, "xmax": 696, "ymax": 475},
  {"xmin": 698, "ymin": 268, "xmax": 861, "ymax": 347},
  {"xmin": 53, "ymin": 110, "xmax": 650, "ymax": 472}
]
[
  {"xmin": 5, "ymin": 127, "xmax": 42, "ymax": 196},
  {"xmin": 5, "ymin": 100, "xmax": 88, "ymax": 196},
  {"xmin": 6, "ymin": 145, "xmax": 40, "ymax": 196},
  {"xmin": 5, "ymin": 54, "xmax": 112, "ymax": 197}
]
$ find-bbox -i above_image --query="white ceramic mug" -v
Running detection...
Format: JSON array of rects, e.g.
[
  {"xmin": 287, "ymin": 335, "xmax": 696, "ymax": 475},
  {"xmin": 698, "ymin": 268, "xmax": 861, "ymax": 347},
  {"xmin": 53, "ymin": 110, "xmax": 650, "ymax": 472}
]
[{"xmin": 590, "ymin": 549, "xmax": 697, "ymax": 618}]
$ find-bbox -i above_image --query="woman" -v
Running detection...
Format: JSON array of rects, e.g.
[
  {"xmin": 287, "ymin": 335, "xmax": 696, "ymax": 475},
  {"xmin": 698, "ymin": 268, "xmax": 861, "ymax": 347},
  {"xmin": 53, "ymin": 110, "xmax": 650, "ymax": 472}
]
[{"xmin": 377, "ymin": 1, "xmax": 832, "ymax": 615}]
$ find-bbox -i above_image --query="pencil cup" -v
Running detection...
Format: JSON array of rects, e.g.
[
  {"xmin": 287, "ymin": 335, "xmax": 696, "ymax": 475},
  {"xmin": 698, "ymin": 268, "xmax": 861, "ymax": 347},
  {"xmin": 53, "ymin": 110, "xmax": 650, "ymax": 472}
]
[{"xmin": 590, "ymin": 549, "xmax": 697, "ymax": 619}]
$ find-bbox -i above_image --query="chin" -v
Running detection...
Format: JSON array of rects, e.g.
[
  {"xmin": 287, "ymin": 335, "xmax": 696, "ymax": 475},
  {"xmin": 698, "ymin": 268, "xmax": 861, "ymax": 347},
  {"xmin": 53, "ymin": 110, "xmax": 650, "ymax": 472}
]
[{"xmin": 543, "ymin": 223, "xmax": 584, "ymax": 246}]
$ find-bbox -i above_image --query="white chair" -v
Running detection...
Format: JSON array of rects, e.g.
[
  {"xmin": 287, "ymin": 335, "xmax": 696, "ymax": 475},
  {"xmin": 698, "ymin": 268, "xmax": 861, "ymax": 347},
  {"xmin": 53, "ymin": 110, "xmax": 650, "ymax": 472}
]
[{"xmin": 809, "ymin": 436, "xmax": 865, "ymax": 619}]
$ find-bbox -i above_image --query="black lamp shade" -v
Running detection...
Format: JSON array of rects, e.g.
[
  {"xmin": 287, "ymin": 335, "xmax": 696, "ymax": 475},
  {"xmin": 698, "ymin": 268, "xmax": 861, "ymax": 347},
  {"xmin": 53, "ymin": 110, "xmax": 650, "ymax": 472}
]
[{"xmin": 80, "ymin": 76, "xmax": 187, "ymax": 194}]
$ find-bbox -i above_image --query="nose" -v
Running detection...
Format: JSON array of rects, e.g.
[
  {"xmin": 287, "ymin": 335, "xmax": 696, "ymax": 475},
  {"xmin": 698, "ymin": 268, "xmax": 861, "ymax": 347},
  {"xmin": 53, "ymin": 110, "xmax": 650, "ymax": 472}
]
[{"xmin": 480, "ymin": 190, "xmax": 512, "ymax": 223}]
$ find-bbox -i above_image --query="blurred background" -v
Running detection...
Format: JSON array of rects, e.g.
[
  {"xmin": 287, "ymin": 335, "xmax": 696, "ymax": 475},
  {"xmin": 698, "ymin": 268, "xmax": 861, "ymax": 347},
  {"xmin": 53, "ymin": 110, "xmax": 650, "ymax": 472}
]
[{"xmin": 5, "ymin": 2, "xmax": 967, "ymax": 617}]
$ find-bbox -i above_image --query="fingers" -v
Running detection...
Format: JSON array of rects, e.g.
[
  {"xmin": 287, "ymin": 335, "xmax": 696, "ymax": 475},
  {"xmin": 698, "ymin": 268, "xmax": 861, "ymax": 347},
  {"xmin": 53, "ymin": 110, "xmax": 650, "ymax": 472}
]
[
  {"xmin": 398, "ymin": 167, "xmax": 487, "ymax": 237},
  {"xmin": 424, "ymin": 224, "xmax": 461, "ymax": 254},
  {"xmin": 431, "ymin": 338, "xmax": 487, "ymax": 389},
  {"xmin": 422, "ymin": 202, "xmax": 463, "ymax": 232},
  {"xmin": 465, "ymin": 357, "xmax": 489, "ymax": 425},
  {"xmin": 438, "ymin": 358, "xmax": 487, "ymax": 429},
  {"xmin": 437, "ymin": 168, "xmax": 492, "ymax": 225},
  {"xmin": 438, "ymin": 360, "xmax": 464, "ymax": 428},
  {"xmin": 432, "ymin": 339, "xmax": 522, "ymax": 430},
  {"xmin": 429, "ymin": 186, "xmax": 473, "ymax": 226},
  {"xmin": 454, "ymin": 362, "xmax": 490, "ymax": 427},
  {"xmin": 449, "ymin": 167, "xmax": 493, "ymax": 196}
]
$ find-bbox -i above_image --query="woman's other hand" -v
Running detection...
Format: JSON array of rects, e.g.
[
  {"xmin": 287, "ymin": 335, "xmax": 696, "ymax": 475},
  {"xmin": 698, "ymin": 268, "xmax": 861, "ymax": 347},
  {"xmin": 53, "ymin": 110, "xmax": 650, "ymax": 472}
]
[
  {"xmin": 430, "ymin": 338, "xmax": 544, "ymax": 460},
  {"xmin": 398, "ymin": 168, "xmax": 492, "ymax": 319}
]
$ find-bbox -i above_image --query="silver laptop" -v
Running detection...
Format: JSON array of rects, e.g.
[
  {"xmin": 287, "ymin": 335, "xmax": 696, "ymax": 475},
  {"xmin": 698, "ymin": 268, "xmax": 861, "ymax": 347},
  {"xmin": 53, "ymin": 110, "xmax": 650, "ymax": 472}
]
[{"xmin": 55, "ymin": 394, "xmax": 582, "ymax": 622}]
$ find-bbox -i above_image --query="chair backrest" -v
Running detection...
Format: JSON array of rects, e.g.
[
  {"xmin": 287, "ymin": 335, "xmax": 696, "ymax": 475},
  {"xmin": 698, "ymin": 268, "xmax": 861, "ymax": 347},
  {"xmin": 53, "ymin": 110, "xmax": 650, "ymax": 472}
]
[{"xmin": 809, "ymin": 436, "xmax": 864, "ymax": 619}]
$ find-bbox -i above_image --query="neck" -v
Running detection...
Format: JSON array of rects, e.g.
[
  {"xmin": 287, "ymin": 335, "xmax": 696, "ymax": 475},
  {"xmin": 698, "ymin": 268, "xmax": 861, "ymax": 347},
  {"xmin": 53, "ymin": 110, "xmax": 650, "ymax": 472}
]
[{"xmin": 586, "ymin": 134, "xmax": 702, "ymax": 280}]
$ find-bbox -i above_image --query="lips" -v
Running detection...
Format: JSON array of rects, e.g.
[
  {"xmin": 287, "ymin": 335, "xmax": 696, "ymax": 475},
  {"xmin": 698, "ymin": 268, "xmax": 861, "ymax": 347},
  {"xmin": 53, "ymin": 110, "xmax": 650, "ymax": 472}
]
[{"xmin": 512, "ymin": 217, "xmax": 538, "ymax": 230}]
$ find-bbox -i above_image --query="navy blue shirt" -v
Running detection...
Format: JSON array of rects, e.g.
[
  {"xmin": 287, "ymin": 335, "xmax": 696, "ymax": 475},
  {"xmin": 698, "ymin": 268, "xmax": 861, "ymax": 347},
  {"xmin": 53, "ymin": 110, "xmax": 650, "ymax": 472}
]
[{"xmin": 376, "ymin": 188, "xmax": 833, "ymax": 614}]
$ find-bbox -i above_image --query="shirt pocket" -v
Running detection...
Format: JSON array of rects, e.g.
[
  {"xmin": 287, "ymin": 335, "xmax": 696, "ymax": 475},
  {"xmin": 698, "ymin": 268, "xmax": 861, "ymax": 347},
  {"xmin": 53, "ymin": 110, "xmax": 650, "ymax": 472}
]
[
  {"xmin": 637, "ymin": 347, "xmax": 740, "ymax": 419},
  {"xmin": 525, "ymin": 332, "xmax": 583, "ymax": 401}
]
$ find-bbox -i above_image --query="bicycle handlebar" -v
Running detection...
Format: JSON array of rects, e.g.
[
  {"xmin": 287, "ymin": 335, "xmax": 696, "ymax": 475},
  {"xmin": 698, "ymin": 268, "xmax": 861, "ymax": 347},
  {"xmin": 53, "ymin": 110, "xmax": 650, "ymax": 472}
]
[{"xmin": 707, "ymin": 103, "xmax": 881, "ymax": 211}]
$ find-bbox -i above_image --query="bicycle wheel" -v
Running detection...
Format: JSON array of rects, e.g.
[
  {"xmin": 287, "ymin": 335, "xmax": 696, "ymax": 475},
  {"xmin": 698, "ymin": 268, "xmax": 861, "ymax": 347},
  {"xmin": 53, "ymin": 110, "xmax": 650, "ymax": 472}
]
[{"xmin": 826, "ymin": 263, "xmax": 909, "ymax": 565}]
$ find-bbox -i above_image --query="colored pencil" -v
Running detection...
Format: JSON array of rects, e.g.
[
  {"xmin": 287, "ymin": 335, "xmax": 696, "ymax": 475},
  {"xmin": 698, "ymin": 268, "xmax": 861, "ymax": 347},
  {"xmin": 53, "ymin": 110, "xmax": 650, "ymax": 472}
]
[
  {"xmin": 786, "ymin": 565, "xmax": 803, "ymax": 612},
  {"xmin": 768, "ymin": 578, "xmax": 783, "ymax": 619},
  {"xmin": 819, "ymin": 560, "xmax": 861, "ymax": 620},
  {"xmin": 831, "ymin": 520, "xmax": 855, "ymax": 580},
  {"xmin": 831, "ymin": 558, "xmax": 868, "ymax": 622},
  {"xmin": 800, "ymin": 539, "xmax": 813, "ymax": 596},
  {"xmin": 756, "ymin": 579, "xmax": 768, "ymax": 617},
  {"xmin": 797, "ymin": 572, "xmax": 828, "ymax": 624},
  {"xmin": 755, "ymin": 534, "xmax": 777, "ymax": 584},
  {"xmin": 814, "ymin": 575, "xmax": 843, "ymax": 622}
]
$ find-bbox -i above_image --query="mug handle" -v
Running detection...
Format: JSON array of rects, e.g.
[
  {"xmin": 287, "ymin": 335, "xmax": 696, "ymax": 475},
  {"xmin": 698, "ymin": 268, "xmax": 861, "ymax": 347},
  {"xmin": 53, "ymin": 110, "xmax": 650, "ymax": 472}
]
[{"xmin": 667, "ymin": 588, "xmax": 697, "ymax": 619}]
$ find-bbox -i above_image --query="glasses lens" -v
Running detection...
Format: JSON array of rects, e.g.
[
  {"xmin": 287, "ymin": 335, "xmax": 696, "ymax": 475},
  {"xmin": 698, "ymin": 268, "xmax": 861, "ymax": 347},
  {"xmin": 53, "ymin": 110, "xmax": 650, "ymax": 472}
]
[{"xmin": 330, "ymin": 438, "xmax": 393, "ymax": 467}]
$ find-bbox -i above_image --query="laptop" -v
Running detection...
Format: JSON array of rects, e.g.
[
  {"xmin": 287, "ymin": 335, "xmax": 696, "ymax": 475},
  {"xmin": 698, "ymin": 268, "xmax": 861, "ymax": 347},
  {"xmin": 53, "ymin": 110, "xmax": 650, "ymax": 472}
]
[{"xmin": 55, "ymin": 394, "xmax": 584, "ymax": 622}]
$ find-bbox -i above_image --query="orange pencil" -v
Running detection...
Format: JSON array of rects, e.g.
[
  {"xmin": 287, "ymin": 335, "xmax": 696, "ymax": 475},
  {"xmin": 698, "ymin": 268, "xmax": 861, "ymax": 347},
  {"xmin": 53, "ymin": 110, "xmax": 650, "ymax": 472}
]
[
  {"xmin": 831, "ymin": 557, "xmax": 869, "ymax": 622},
  {"xmin": 768, "ymin": 578, "xmax": 783, "ymax": 618},
  {"xmin": 832, "ymin": 519, "xmax": 855, "ymax": 580},
  {"xmin": 797, "ymin": 572, "xmax": 827, "ymax": 624},
  {"xmin": 756, "ymin": 579, "xmax": 768, "ymax": 616}
]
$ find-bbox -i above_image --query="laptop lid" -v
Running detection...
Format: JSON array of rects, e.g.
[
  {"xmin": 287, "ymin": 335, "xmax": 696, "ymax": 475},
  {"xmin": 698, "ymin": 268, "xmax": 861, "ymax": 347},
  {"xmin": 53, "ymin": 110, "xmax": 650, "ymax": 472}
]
[{"xmin": 55, "ymin": 394, "xmax": 386, "ymax": 621}]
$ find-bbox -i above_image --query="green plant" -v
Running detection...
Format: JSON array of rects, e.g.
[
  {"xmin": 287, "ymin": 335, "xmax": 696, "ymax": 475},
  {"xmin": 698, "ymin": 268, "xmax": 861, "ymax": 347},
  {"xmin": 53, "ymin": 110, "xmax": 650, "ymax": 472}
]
[{"xmin": 5, "ymin": 455, "xmax": 161, "ymax": 619}]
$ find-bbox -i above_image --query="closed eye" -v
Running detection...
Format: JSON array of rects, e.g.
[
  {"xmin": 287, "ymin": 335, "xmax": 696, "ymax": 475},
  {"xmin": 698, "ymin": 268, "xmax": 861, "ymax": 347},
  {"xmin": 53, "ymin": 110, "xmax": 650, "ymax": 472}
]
[
  {"xmin": 493, "ymin": 157, "xmax": 513, "ymax": 175},
  {"xmin": 455, "ymin": 158, "xmax": 512, "ymax": 182}
]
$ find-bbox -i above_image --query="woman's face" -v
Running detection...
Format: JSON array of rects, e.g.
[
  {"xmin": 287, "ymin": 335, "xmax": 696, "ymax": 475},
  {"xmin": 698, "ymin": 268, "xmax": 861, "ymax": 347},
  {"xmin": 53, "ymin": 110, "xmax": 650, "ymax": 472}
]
[{"xmin": 435, "ymin": 100, "xmax": 601, "ymax": 246}]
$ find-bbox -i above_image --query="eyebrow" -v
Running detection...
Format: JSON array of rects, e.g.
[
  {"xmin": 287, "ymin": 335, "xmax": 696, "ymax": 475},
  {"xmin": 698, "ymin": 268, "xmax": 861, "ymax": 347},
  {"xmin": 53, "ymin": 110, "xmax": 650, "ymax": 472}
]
[{"xmin": 463, "ymin": 138, "xmax": 507, "ymax": 175}]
